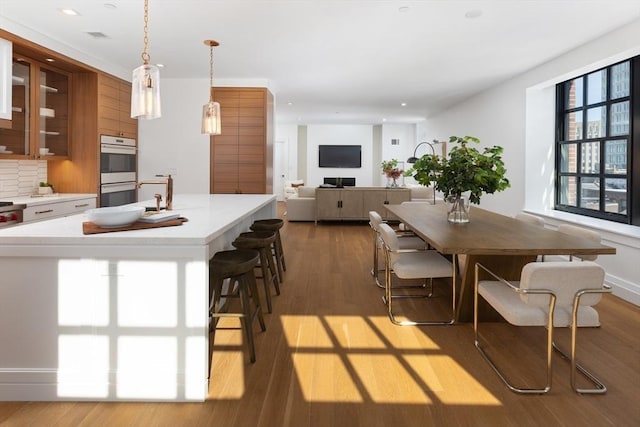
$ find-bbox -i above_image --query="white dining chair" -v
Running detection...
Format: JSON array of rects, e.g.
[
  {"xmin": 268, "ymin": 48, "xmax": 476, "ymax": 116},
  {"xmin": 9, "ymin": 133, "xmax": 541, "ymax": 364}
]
[
  {"xmin": 474, "ymin": 261, "xmax": 611, "ymax": 394},
  {"xmin": 368, "ymin": 211, "xmax": 426, "ymax": 288},
  {"xmin": 378, "ymin": 223, "xmax": 454, "ymax": 326}
]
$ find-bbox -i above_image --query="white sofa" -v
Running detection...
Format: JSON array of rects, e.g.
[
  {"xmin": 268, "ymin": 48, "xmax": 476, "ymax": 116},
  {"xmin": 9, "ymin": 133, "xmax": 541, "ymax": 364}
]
[
  {"xmin": 285, "ymin": 186, "xmax": 317, "ymax": 221},
  {"xmin": 284, "ymin": 179, "xmax": 305, "ymax": 199}
]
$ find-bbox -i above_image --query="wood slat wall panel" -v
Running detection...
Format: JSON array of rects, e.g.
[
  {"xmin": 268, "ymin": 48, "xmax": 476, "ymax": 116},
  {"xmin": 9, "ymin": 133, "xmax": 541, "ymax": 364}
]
[{"xmin": 210, "ymin": 87, "xmax": 272, "ymax": 194}]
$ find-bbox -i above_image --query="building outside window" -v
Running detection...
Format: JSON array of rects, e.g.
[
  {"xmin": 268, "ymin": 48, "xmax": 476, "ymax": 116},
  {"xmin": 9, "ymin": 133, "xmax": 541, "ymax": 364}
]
[{"xmin": 555, "ymin": 58, "xmax": 639, "ymax": 225}]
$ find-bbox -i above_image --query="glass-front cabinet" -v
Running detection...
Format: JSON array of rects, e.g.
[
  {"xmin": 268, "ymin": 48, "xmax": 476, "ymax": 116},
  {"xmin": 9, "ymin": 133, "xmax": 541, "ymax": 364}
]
[{"xmin": 0, "ymin": 56, "xmax": 69, "ymax": 159}]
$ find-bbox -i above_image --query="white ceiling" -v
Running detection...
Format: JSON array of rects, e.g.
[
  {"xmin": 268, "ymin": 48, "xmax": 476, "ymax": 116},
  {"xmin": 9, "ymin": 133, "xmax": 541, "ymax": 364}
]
[{"xmin": 2, "ymin": 0, "xmax": 640, "ymax": 125}]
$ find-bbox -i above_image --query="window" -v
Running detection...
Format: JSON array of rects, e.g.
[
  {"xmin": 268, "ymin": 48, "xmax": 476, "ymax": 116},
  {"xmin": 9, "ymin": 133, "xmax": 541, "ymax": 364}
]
[{"xmin": 555, "ymin": 58, "xmax": 640, "ymax": 225}]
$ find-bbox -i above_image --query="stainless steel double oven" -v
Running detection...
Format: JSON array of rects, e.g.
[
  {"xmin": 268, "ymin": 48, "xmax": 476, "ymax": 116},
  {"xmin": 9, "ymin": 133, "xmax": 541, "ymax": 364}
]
[{"xmin": 100, "ymin": 135, "xmax": 137, "ymax": 207}]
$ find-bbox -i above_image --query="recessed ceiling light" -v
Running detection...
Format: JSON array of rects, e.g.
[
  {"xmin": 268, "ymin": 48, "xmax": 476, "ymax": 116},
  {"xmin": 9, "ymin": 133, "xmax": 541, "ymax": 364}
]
[
  {"xmin": 287, "ymin": 101, "xmax": 293, "ymax": 106},
  {"xmin": 104, "ymin": 3, "xmax": 117, "ymax": 10},
  {"xmin": 398, "ymin": 6, "xmax": 410, "ymax": 13},
  {"xmin": 382, "ymin": 118, "xmax": 387, "ymax": 122},
  {"xmin": 59, "ymin": 8, "xmax": 80, "ymax": 16},
  {"xmin": 156, "ymin": 63, "xmax": 165, "ymax": 68},
  {"xmin": 400, "ymin": 102, "xmax": 407, "ymax": 107},
  {"xmin": 45, "ymin": 58, "xmax": 55, "ymax": 62},
  {"xmin": 465, "ymin": 9, "xmax": 483, "ymax": 19}
]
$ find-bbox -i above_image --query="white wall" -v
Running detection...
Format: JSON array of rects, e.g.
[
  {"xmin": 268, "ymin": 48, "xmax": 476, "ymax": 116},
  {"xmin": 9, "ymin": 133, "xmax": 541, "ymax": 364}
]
[
  {"xmin": 278, "ymin": 123, "xmax": 417, "ymax": 188},
  {"xmin": 138, "ymin": 79, "xmax": 211, "ymax": 202},
  {"xmin": 274, "ymin": 124, "xmax": 299, "ymax": 200},
  {"xmin": 379, "ymin": 124, "xmax": 417, "ymax": 187},
  {"xmin": 306, "ymin": 125, "xmax": 374, "ymax": 187},
  {"xmin": 424, "ymin": 18, "xmax": 640, "ymax": 305}
]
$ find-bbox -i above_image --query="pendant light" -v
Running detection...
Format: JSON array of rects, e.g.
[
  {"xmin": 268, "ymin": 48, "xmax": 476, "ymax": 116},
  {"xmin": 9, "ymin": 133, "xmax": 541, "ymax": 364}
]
[
  {"xmin": 201, "ymin": 40, "xmax": 221, "ymax": 135},
  {"xmin": 131, "ymin": 0, "xmax": 161, "ymax": 119}
]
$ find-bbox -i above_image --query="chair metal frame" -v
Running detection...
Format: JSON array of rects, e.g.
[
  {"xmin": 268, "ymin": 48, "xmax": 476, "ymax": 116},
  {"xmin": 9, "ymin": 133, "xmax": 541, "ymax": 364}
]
[
  {"xmin": 379, "ymin": 223, "xmax": 455, "ymax": 326},
  {"xmin": 473, "ymin": 262, "xmax": 611, "ymax": 394},
  {"xmin": 369, "ymin": 212, "xmax": 424, "ymax": 289}
]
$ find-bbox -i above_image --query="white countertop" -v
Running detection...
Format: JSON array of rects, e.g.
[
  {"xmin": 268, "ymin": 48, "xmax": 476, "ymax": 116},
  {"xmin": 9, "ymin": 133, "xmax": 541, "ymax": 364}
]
[
  {"xmin": 0, "ymin": 194, "xmax": 276, "ymax": 246},
  {"xmin": 9, "ymin": 193, "xmax": 97, "ymax": 207}
]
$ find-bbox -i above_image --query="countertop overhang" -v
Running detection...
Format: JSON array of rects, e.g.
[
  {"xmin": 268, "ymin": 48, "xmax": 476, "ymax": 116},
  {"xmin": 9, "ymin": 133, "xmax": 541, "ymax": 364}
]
[{"xmin": 0, "ymin": 194, "xmax": 277, "ymax": 247}]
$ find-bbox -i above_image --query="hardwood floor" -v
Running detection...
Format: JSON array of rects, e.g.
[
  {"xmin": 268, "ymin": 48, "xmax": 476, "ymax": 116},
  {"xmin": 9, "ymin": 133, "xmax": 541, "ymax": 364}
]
[{"xmin": 1, "ymin": 204, "xmax": 639, "ymax": 426}]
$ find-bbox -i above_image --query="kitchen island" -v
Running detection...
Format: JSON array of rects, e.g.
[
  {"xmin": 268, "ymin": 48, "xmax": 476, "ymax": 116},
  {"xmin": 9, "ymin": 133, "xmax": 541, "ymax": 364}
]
[{"xmin": 0, "ymin": 194, "xmax": 276, "ymax": 402}]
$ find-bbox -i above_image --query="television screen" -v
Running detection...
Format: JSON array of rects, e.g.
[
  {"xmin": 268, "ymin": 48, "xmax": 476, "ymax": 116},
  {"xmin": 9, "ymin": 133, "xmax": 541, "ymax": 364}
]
[{"xmin": 318, "ymin": 145, "xmax": 361, "ymax": 168}]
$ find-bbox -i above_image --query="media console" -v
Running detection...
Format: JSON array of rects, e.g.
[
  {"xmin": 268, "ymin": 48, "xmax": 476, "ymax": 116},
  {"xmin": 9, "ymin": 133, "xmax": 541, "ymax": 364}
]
[{"xmin": 316, "ymin": 187, "xmax": 410, "ymax": 221}]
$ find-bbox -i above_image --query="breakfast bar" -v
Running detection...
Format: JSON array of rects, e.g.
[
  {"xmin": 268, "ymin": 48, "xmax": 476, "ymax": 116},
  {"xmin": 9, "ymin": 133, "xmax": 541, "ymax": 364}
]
[{"xmin": 0, "ymin": 194, "xmax": 276, "ymax": 402}]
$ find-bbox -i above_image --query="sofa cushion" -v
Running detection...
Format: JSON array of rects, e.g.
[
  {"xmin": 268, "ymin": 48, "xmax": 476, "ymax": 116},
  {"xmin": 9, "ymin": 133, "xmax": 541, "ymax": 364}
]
[
  {"xmin": 285, "ymin": 179, "xmax": 304, "ymax": 187},
  {"xmin": 297, "ymin": 186, "xmax": 316, "ymax": 198}
]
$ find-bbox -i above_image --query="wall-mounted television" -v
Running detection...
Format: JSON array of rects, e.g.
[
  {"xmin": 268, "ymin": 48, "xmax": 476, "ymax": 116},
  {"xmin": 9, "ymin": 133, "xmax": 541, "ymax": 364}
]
[{"xmin": 318, "ymin": 145, "xmax": 361, "ymax": 168}]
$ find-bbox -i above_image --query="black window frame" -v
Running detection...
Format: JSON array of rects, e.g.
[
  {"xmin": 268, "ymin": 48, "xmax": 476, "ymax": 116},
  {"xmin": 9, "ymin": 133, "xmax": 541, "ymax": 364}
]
[{"xmin": 555, "ymin": 56, "xmax": 640, "ymax": 225}]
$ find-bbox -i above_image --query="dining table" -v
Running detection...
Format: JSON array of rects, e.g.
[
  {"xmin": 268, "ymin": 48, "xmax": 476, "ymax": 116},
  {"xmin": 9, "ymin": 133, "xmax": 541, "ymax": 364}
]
[{"xmin": 385, "ymin": 203, "xmax": 617, "ymax": 322}]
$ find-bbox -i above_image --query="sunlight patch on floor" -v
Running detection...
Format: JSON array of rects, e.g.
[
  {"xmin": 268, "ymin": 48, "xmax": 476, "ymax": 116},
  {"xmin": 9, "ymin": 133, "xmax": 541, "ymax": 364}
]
[
  {"xmin": 280, "ymin": 315, "xmax": 335, "ymax": 348},
  {"xmin": 403, "ymin": 355, "xmax": 501, "ymax": 405},
  {"xmin": 348, "ymin": 354, "xmax": 432, "ymax": 403},
  {"xmin": 209, "ymin": 351, "xmax": 246, "ymax": 399},
  {"xmin": 213, "ymin": 318, "xmax": 245, "ymax": 346},
  {"xmin": 367, "ymin": 316, "xmax": 442, "ymax": 350},
  {"xmin": 324, "ymin": 316, "xmax": 387, "ymax": 349},
  {"xmin": 292, "ymin": 354, "xmax": 363, "ymax": 402}
]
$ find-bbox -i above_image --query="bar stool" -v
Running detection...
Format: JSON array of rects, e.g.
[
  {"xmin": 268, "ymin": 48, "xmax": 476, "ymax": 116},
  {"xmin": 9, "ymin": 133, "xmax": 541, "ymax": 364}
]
[
  {"xmin": 209, "ymin": 248, "xmax": 266, "ymax": 364},
  {"xmin": 250, "ymin": 219, "xmax": 286, "ymax": 283},
  {"xmin": 232, "ymin": 231, "xmax": 281, "ymax": 313}
]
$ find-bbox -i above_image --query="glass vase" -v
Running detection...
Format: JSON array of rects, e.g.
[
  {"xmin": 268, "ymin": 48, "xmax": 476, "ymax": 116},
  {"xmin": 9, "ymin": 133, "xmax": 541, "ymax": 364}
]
[{"xmin": 446, "ymin": 196, "xmax": 470, "ymax": 223}]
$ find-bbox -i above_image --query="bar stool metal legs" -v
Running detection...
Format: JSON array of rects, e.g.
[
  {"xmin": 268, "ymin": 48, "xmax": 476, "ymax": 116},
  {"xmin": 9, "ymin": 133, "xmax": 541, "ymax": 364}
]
[{"xmin": 209, "ymin": 249, "xmax": 266, "ymax": 364}]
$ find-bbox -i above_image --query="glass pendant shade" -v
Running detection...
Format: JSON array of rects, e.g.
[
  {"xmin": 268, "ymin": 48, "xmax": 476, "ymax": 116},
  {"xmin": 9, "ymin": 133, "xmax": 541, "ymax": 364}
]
[
  {"xmin": 201, "ymin": 100, "xmax": 221, "ymax": 135},
  {"xmin": 131, "ymin": 63, "xmax": 161, "ymax": 119}
]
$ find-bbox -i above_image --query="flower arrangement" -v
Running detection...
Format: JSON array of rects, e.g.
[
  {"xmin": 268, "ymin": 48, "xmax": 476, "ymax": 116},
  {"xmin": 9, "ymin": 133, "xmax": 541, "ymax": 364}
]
[{"xmin": 381, "ymin": 159, "xmax": 403, "ymax": 180}]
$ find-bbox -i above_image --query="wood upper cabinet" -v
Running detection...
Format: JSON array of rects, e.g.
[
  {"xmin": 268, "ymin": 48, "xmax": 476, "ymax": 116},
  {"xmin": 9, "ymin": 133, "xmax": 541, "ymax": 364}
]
[
  {"xmin": 98, "ymin": 74, "xmax": 137, "ymax": 138},
  {"xmin": 49, "ymin": 72, "xmax": 138, "ymax": 199},
  {"xmin": 210, "ymin": 87, "xmax": 273, "ymax": 194},
  {"xmin": 0, "ymin": 55, "xmax": 70, "ymax": 159}
]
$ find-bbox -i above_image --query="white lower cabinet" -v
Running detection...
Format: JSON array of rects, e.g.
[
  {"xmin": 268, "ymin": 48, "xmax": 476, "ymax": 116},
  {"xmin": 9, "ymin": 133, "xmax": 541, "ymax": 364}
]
[{"xmin": 22, "ymin": 196, "xmax": 96, "ymax": 223}]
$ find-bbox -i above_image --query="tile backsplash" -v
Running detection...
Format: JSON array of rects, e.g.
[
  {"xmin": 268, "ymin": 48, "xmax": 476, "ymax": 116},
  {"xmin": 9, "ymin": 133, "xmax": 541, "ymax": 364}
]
[{"xmin": 0, "ymin": 160, "xmax": 48, "ymax": 199}]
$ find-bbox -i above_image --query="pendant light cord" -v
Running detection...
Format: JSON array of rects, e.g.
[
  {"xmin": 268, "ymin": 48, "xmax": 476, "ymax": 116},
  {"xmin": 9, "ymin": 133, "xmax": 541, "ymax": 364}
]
[
  {"xmin": 141, "ymin": 0, "xmax": 150, "ymax": 65},
  {"xmin": 209, "ymin": 44, "xmax": 214, "ymax": 102}
]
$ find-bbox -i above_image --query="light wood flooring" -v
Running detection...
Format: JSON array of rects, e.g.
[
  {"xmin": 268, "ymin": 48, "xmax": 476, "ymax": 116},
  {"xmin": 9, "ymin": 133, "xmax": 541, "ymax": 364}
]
[{"xmin": 1, "ymin": 204, "xmax": 639, "ymax": 426}]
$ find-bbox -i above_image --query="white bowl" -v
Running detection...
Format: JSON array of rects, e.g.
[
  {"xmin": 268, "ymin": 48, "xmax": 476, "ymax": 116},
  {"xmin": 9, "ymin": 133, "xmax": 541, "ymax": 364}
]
[
  {"xmin": 39, "ymin": 148, "xmax": 49, "ymax": 155},
  {"xmin": 86, "ymin": 206, "xmax": 145, "ymax": 228}
]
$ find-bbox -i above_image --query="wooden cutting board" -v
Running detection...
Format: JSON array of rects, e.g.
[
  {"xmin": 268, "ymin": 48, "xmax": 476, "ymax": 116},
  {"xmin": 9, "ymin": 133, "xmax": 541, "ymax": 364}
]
[{"xmin": 82, "ymin": 217, "xmax": 188, "ymax": 235}]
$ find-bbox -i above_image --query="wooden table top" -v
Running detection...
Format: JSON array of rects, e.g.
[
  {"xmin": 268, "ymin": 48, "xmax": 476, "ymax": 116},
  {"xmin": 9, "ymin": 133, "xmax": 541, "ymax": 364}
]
[{"xmin": 385, "ymin": 203, "xmax": 616, "ymax": 257}]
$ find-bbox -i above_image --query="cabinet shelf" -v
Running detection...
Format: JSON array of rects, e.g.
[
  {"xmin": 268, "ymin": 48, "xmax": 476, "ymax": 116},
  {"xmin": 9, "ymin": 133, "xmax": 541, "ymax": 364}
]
[
  {"xmin": 40, "ymin": 84, "xmax": 59, "ymax": 93},
  {"xmin": 40, "ymin": 107, "xmax": 55, "ymax": 118}
]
